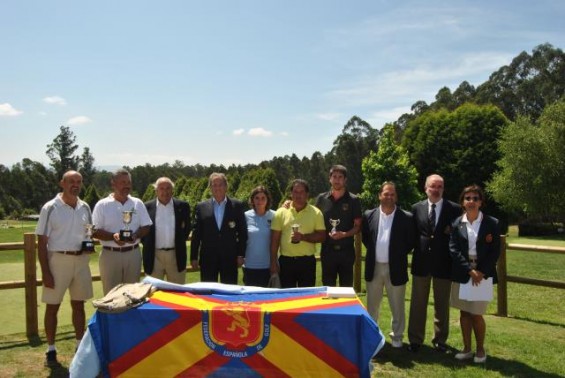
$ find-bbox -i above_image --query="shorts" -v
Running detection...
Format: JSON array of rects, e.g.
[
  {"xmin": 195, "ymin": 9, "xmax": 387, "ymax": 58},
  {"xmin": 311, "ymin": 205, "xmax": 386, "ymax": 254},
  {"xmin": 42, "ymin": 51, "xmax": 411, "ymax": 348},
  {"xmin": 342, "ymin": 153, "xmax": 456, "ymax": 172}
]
[{"xmin": 42, "ymin": 252, "xmax": 93, "ymax": 304}]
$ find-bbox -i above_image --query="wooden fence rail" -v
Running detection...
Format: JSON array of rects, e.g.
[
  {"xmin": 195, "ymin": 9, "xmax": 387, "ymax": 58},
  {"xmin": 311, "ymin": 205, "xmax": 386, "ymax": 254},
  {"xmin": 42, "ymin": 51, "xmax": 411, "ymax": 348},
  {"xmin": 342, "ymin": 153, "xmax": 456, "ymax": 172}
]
[
  {"xmin": 496, "ymin": 235, "xmax": 565, "ymax": 317},
  {"xmin": 1, "ymin": 233, "xmax": 563, "ymax": 337}
]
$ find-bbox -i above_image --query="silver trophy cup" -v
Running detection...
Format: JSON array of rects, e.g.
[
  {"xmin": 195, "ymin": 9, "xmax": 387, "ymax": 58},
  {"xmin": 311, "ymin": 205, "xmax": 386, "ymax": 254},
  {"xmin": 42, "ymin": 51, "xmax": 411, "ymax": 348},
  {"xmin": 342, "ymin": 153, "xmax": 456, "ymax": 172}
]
[
  {"xmin": 329, "ymin": 218, "xmax": 341, "ymax": 235},
  {"xmin": 81, "ymin": 224, "xmax": 96, "ymax": 253},
  {"xmin": 119, "ymin": 210, "xmax": 134, "ymax": 241}
]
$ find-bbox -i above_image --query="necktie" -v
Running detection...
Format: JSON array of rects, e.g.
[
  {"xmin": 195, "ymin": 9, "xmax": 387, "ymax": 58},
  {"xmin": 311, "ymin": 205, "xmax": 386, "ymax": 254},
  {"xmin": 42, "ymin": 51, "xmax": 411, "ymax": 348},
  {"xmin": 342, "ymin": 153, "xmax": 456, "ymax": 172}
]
[{"xmin": 429, "ymin": 203, "xmax": 436, "ymax": 233}]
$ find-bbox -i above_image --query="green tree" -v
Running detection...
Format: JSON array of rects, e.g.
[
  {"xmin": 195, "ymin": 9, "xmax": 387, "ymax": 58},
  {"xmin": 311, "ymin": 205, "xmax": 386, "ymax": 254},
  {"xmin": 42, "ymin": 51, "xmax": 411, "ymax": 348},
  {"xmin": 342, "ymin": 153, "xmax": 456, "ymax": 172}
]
[
  {"xmin": 361, "ymin": 125, "xmax": 420, "ymax": 210},
  {"xmin": 307, "ymin": 151, "xmax": 328, "ymax": 196},
  {"xmin": 261, "ymin": 156, "xmax": 293, "ymax": 195},
  {"xmin": 330, "ymin": 116, "xmax": 379, "ymax": 194},
  {"xmin": 234, "ymin": 168, "xmax": 284, "ymax": 208},
  {"xmin": 83, "ymin": 184, "xmax": 101, "ymax": 210},
  {"xmin": 142, "ymin": 184, "xmax": 156, "ymax": 203},
  {"xmin": 475, "ymin": 43, "xmax": 565, "ymax": 121},
  {"xmin": 174, "ymin": 176, "xmax": 188, "ymax": 198},
  {"xmin": 433, "ymin": 87, "xmax": 455, "ymax": 110},
  {"xmin": 79, "ymin": 147, "xmax": 97, "ymax": 187},
  {"xmin": 402, "ymin": 103, "xmax": 508, "ymax": 202},
  {"xmin": 9, "ymin": 158, "xmax": 56, "ymax": 212},
  {"xmin": 488, "ymin": 99, "xmax": 565, "ymax": 223},
  {"xmin": 128, "ymin": 164, "xmax": 156, "ymax": 198},
  {"xmin": 452, "ymin": 81, "xmax": 476, "ymax": 108},
  {"xmin": 46, "ymin": 125, "xmax": 80, "ymax": 179},
  {"xmin": 180, "ymin": 176, "xmax": 210, "ymax": 206}
]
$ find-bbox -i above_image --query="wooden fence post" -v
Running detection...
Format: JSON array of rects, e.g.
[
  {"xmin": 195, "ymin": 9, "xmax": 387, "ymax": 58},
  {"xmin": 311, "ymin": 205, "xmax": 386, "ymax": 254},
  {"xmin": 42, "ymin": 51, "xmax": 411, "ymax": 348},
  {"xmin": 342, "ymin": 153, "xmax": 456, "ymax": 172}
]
[
  {"xmin": 497, "ymin": 235, "xmax": 508, "ymax": 317},
  {"xmin": 24, "ymin": 233, "xmax": 38, "ymax": 338},
  {"xmin": 354, "ymin": 233, "xmax": 362, "ymax": 293}
]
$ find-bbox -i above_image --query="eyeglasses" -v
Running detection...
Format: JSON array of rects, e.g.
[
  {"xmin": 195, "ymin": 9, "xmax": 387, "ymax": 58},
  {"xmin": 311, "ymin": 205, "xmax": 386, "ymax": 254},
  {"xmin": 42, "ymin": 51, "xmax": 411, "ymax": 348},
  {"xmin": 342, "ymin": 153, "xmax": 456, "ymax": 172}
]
[{"xmin": 464, "ymin": 196, "xmax": 480, "ymax": 202}]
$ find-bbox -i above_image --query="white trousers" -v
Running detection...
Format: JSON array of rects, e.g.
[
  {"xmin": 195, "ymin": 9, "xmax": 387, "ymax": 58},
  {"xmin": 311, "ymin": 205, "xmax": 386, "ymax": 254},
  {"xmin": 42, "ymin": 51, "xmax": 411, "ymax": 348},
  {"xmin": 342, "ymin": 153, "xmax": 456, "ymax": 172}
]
[
  {"xmin": 152, "ymin": 249, "xmax": 186, "ymax": 284},
  {"xmin": 366, "ymin": 262, "xmax": 406, "ymax": 342}
]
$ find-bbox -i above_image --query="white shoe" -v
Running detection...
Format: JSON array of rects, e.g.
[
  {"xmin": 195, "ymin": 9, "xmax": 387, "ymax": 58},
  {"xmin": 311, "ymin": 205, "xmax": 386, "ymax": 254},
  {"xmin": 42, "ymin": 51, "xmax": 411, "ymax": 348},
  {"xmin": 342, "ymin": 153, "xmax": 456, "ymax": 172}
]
[
  {"xmin": 391, "ymin": 340, "xmax": 403, "ymax": 348},
  {"xmin": 474, "ymin": 353, "xmax": 487, "ymax": 363},
  {"xmin": 455, "ymin": 351, "xmax": 474, "ymax": 360}
]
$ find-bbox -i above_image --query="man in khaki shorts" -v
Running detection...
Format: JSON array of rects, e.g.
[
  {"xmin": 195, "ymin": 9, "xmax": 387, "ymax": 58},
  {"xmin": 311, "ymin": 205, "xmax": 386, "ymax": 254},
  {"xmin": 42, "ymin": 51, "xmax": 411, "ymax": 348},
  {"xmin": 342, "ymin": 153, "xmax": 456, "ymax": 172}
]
[
  {"xmin": 93, "ymin": 169, "xmax": 152, "ymax": 294},
  {"xmin": 36, "ymin": 170, "xmax": 94, "ymax": 367}
]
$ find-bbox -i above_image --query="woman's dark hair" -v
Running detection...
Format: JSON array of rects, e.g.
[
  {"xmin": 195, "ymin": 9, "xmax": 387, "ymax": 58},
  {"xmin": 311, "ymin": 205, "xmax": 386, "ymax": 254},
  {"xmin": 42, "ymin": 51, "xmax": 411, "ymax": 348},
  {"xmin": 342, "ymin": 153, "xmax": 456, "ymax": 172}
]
[
  {"xmin": 458, "ymin": 184, "xmax": 486, "ymax": 206},
  {"xmin": 249, "ymin": 186, "xmax": 272, "ymax": 210}
]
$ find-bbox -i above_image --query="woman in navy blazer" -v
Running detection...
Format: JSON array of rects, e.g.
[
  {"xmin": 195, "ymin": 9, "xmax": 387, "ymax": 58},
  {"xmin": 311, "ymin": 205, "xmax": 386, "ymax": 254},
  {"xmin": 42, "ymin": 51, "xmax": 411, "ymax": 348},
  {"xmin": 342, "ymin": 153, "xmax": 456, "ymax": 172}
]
[{"xmin": 449, "ymin": 185, "xmax": 500, "ymax": 364}]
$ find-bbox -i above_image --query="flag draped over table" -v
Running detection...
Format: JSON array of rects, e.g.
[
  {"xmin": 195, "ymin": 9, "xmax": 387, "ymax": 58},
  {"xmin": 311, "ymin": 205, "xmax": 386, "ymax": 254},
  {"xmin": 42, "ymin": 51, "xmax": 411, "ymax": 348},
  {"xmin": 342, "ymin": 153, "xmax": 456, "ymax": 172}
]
[{"xmin": 89, "ymin": 288, "xmax": 383, "ymax": 378}]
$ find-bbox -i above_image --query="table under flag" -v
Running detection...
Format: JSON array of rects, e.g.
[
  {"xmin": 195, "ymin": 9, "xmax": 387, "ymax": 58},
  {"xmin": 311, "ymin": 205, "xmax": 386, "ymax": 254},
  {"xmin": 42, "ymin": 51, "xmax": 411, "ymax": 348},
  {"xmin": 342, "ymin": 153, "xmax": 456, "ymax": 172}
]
[{"xmin": 80, "ymin": 282, "xmax": 384, "ymax": 377}]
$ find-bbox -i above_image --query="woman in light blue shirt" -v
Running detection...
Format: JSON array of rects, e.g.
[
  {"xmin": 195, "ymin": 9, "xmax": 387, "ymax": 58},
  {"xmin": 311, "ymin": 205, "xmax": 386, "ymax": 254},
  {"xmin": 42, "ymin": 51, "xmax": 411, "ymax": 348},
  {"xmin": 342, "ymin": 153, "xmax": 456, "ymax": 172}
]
[{"xmin": 243, "ymin": 186, "xmax": 275, "ymax": 287}]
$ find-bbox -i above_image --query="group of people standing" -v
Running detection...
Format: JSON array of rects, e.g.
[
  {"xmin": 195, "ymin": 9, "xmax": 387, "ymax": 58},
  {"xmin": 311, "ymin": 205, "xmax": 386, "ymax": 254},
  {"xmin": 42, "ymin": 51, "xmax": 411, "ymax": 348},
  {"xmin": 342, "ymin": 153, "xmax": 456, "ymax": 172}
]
[
  {"xmin": 35, "ymin": 166, "xmax": 500, "ymax": 368},
  {"xmin": 361, "ymin": 176, "xmax": 500, "ymax": 364}
]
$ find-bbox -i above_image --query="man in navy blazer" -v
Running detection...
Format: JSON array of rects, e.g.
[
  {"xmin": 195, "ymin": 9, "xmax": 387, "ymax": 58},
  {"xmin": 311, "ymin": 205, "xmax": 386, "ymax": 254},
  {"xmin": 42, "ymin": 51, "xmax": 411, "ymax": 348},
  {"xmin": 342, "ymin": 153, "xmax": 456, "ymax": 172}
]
[
  {"xmin": 142, "ymin": 177, "xmax": 191, "ymax": 284},
  {"xmin": 362, "ymin": 181, "xmax": 415, "ymax": 348},
  {"xmin": 190, "ymin": 173, "xmax": 248, "ymax": 284},
  {"xmin": 408, "ymin": 174, "xmax": 461, "ymax": 352}
]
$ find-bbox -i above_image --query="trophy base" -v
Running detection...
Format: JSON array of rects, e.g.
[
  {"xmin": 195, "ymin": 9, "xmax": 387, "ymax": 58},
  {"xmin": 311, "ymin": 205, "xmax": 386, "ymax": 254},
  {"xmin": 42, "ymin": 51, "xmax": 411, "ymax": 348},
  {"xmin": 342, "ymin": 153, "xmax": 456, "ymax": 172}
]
[
  {"xmin": 119, "ymin": 230, "xmax": 133, "ymax": 242},
  {"xmin": 81, "ymin": 241, "xmax": 95, "ymax": 253}
]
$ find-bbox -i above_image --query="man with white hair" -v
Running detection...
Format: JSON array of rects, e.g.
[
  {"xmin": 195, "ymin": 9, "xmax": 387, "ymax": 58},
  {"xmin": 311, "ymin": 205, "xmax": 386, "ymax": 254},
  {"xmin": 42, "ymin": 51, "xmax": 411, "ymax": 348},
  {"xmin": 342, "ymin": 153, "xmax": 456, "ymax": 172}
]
[
  {"xmin": 408, "ymin": 174, "xmax": 461, "ymax": 353},
  {"xmin": 142, "ymin": 177, "xmax": 191, "ymax": 284}
]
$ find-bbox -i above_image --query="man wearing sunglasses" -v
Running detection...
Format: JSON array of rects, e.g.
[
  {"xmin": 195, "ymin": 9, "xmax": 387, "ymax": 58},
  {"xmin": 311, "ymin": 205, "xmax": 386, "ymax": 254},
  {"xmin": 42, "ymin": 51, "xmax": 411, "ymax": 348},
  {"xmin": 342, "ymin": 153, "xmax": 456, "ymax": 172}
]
[{"xmin": 408, "ymin": 174, "xmax": 461, "ymax": 353}]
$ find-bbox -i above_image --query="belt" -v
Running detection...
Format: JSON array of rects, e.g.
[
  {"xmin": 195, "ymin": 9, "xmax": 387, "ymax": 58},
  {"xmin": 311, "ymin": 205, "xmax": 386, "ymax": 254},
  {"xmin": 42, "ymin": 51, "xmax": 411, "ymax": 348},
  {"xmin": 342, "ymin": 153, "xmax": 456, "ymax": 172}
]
[
  {"xmin": 280, "ymin": 255, "xmax": 314, "ymax": 260},
  {"xmin": 103, "ymin": 244, "xmax": 139, "ymax": 252},
  {"xmin": 54, "ymin": 250, "xmax": 83, "ymax": 256},
  {"xmin": 157, "ymin": 247, "xmax": 175, "ymax": 251},
  {"xmin": 469, "ymin": 257, "xmax": 478, "ymax": 262}
]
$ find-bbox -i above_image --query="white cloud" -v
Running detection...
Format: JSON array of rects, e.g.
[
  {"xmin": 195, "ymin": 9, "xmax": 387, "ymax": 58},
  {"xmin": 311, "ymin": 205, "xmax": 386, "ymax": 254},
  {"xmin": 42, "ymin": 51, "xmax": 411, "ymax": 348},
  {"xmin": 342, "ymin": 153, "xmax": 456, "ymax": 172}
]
[
  {"xmin": 43, "ymin": 96, "xmax": 67, "ymax": 106},
  {"xmin": 67, "ymin": 116, "xmax": 92, "ymax": 125},
  {"xmin": 0, "ymin": 103, "xmax": 23, "ymax": 116},
  {"xmin": 316, "ymin": 112, "xmax": 343, "ymax": 122},
  {"xmin": 248, "ymin": 128, "xmax": 273, "ymax": 137},
  {"xmin": 232, "ymin": 128, "xmax": 274, "ymax": 137},
  {"xmin": 327, "ymin": 51, "xmax": 512, "ymax": 108},
  {"xmin": 39, "ymin": 111, "xmax": 47, "ymax": 116},
  {"xmin": 279, "ymin": 131, "xmax": 289, "ymax": 137}
]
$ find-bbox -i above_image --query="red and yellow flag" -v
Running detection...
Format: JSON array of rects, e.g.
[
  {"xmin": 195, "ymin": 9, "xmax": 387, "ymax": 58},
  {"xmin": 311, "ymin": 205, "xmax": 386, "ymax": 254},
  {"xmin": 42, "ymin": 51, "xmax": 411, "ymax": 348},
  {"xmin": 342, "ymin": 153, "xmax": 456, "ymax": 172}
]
[{"xmin": 89, "ymin": 289, "xmax": 382, "ymax": 377}]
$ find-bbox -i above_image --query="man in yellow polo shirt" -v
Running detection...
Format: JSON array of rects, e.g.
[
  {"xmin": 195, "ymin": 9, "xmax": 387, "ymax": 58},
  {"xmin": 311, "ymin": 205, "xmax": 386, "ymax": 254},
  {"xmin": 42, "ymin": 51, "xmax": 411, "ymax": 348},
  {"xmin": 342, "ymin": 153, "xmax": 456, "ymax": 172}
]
[{"xmin": 270, "ymin": 179, "xmax": 326, "ymax": 288}]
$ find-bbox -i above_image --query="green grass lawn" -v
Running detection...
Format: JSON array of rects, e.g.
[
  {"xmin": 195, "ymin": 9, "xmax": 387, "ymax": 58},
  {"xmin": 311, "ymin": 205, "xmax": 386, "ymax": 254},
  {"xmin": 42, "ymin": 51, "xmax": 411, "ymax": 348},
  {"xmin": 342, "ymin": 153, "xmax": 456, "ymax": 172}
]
[{"xmin": 0, "ymin": 223, "xmax": 564, "ymax": 377}]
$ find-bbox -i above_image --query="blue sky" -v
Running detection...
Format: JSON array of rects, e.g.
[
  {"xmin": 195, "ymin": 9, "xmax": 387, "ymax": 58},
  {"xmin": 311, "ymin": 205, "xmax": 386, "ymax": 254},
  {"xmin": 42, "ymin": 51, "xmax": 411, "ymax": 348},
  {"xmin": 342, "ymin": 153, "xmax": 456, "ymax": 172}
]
[{"xmin": 1, "ymin": 1, "xmax": 564, "ymax": 168}]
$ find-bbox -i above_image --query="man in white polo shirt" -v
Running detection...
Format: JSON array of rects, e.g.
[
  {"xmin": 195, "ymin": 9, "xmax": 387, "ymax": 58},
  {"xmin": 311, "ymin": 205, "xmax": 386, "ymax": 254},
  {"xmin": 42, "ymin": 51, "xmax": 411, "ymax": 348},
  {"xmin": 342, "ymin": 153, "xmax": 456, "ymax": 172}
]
[
  {"xmin": 36, "ymin": 170, "xmax": 93, "ymax": 367},
  {"xmin": 92, "ymin": 169, "xmax": 152, "ymax": 294}
]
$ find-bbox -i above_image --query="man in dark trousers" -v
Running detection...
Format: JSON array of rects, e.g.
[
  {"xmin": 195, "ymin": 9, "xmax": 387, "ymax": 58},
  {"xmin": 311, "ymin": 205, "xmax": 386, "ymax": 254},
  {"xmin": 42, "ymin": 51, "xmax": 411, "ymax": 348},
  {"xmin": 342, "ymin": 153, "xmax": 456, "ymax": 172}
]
[
  {"xmin": 142, "ymin": 177, "xmax": 190, "ymax": 284},
  {"xmin": 362, "ymin": 181, "xmax": 415, "ymax": 348},
  {"xmin": 190, "ymin": 172, "xmax": 248, "ymax": 284},
  {"xmin": 408, "ymin": 174, "xmax": 461, "ymax": 352},
  {"xmin": 315, "ymin": 165, "xmax": 361, "ymax": 287}
]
